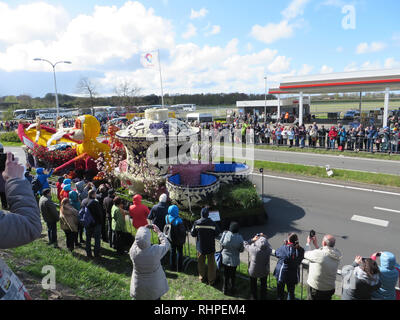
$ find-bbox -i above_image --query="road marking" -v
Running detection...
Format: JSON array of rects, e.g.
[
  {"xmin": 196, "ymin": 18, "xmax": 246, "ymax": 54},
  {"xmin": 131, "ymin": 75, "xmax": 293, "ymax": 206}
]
[
  {"xmin": 251, "ymin": 173, "xmax": 400, "ymax": 197},
  {"xmin": 374, "ymin": 207, "xmax": 400, "ymax": 214},
  {"xmin": 351, "ymin": 215, "xmax": 389, "ymax": 227}
]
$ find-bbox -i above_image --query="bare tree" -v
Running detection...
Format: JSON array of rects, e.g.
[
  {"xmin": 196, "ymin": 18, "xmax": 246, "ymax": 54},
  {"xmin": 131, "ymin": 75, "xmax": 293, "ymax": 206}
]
[
  {"xmin": 77, "ymin": 77, "xmax": 97, "ymax": 108},
  {"xmin": 114, "ymin": 79, "xmax": 141, "ymax": 108}
]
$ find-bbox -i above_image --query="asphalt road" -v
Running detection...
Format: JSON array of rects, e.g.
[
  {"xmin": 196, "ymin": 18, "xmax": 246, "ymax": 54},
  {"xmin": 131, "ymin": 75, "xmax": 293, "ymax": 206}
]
[
  {"xmin": 241, "ymin": 172, "xmax": 400, "ymax": 268},
  {"xmin": 217, "ymin": 146, "xmax": 400, "ymax": 176}
]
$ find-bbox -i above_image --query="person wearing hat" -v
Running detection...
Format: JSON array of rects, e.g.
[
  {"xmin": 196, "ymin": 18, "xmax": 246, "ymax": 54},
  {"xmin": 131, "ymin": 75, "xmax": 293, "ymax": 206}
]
[
  {"xmin": 190, "ymin": 206, "xmax": 221, "ymax": 286},
  {"xmin": 147, "ymin": 193, "xmax": 169, "ymax": 233},
  {"xmin": 370, "ymin": 251, "xmax": 400, "ymax": 300},
  {"xmin": 39, "ymin": 188, "xmax": 60, "ymax": 248}
]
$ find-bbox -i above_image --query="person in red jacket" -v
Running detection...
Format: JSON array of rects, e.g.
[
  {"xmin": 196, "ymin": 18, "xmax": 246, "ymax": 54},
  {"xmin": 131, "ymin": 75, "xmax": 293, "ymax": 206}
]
[
  {"xmin": 328, "ymin": 126, "xmax": 338, "ymax": 150},
  {"xmin": 129, "ymin": 194, "xmax": 150, "ymax": 230}
]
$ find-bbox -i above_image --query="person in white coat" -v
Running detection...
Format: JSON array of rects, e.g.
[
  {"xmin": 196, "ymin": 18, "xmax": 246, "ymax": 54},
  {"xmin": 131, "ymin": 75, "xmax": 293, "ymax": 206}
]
[{"xmin": 129, "ymin": 224, "xmax": 170, "ymax": 300}]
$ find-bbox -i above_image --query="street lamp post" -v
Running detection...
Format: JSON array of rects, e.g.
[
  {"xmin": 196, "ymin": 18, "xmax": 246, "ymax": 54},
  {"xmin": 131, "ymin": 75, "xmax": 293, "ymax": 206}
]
[
  {"xmin": 264, "ymin": 76, "xmax": 267, "ymax": 120},
  {"xmin": 33, "ymin": 58, "xmax": 71, "ymax": 119}
]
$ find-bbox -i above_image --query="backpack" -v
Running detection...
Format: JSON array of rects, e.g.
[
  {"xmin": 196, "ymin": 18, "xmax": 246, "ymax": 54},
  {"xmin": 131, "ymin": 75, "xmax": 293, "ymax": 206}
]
[
  {"xmin": 31, "ymin": 177, "xmax": 42, "ymax": 194},
  {"xmin": 78, "ymin": 205, "xmax": 95, "ymax": 228},
  {"xmin": 164, "ymin": 217, "xmax": 186, "ymax": 246}
]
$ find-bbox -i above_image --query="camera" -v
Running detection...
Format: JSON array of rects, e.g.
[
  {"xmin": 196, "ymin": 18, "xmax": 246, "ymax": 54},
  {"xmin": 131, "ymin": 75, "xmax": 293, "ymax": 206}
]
[
  {"xmin": 309, "ymin": 230, "xmax": 316, "ymax": 238},
  {"xmin": 146, "ymin": 225, "xmax": 154, "ymax": 230}
]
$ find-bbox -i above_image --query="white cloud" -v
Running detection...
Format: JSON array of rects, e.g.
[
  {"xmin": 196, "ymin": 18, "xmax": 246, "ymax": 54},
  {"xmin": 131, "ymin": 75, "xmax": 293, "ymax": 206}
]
[
  {"xmin": 209, "ymin": 25, "xmax": 221, "ymax": 36},
  {"xmin": 0, "ymin": 2, "xmax": 69, "ymax": 44},
  {"xmin": 356, "ymin": 41, "xmax": 386, "ymax": 54},
  {"xmin": 0, "ymin": 1, "xmax": 175, "ymax": 72},
  {"xmin": 190, "ymin": 8, "xmax": 208, "ymax": 19},
  {"xmin": 251, "ymin": 20, "xmax": 294, "ymax": 44},
  {"xmin": 268, "ymin": 56, "xmax": 292, "ymax": 73},
  {"xmin": 344, "ymin": 62, "xmax": 358, "ymax": 72},
  {"xmin": 320, "ymin": 65, "xmax": 333, "ymax": 74},
  {"xmin": 336, "ymin": 46, "xmax": 343, "ymax": 53},
  {"xmin": 282, "ymin": 0, "xmax": 310, "ymax": 20},
  {"xmin": 251, "ymin": 0, "xmax": 309, "ymax": 44},
  {"xmin": 182, "ymin": 23, "xmax": 197, "ymax": 39},
  {"xmin": 384, "ymin": 57, "xmax": 400, "ymax": 69},
  {"xmin": 298, "ymin": 64, "xmax": 314, "ymax": 75}
]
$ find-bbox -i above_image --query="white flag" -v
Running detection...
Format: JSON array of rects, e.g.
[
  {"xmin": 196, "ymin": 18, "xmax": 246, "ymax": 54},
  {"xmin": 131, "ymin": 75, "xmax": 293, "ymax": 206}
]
[{"xmin": 140, "ymin": 51, "xmax": 157, "ymax": 68}]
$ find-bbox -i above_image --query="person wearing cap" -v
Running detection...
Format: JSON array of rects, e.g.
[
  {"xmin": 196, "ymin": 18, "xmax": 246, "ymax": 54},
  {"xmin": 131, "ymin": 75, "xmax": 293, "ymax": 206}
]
[
  {"xmin": 35, "ymin": 167, "xmax": 54, "ymax": 195},
  {"xmin": 103, "ymin": 188, "xmax": 116, "ymax": 247},
  {"xmin": 39, "ymin": 188, "xmax": 60, "ymax": 248},
  {"xmin": 190, "ymin": 206, "xmax": 221, "ymax": 286},
  {"xmin": 147, "ymin": 193, "xmax": 169, "ymax": 233},
  {"xmin": 370, "ymin": 251, "xmax": 400, "ymax": 300}
]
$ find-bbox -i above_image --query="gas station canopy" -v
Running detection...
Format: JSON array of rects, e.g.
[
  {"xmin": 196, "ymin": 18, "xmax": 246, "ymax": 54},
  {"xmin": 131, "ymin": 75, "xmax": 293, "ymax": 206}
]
[
  {"xmin": 269, "ymin": 68, "xmax": 400, "ymax": 94},
  {"xmin": 268, "ymin": 68, "xmax": 400, "ymax": 126}
]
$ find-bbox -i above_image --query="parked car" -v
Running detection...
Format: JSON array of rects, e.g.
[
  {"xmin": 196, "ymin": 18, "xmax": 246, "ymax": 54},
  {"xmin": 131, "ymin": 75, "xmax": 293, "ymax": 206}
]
[{"xmin": 343, "ymin": 110, "xmax": 360, "ymax": 120}]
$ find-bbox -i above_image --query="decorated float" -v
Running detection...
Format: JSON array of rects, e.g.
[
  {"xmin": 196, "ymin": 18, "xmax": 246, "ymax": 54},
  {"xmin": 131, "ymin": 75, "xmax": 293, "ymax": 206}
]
[{"xmin": 18, "ymin": 115, "xmax": 111, "ymax": 176}]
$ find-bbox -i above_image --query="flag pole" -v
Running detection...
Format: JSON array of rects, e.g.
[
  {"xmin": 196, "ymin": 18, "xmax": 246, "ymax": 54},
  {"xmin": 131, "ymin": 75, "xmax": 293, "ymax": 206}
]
[{"xmin": 157, "ymin": 49, "xmax": 165, "ymax": 108}]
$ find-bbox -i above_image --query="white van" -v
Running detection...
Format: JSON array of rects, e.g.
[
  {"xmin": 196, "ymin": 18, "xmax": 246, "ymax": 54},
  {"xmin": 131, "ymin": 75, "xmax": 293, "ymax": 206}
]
[{"xmin": 187, "ymin": 113, "xmax": 213, "ymax": 123}]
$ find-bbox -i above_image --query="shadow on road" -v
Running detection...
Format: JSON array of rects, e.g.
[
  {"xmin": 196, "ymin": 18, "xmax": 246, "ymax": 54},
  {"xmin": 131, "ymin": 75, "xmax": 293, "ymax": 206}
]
[{"xmin": 240, "ymin": 196, "xmax": 306, "ymax": 241}]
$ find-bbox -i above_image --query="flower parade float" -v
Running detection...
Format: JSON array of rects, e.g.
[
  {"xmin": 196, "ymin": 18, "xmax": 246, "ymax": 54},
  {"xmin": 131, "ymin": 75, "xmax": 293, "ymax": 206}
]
[
  {"xmin": 18, "ymin": 115, "xmax": 111, "ymax": 176},
  {"xmin": 115, "ymin": 109, "xmax": 266, "ymax": 228}
]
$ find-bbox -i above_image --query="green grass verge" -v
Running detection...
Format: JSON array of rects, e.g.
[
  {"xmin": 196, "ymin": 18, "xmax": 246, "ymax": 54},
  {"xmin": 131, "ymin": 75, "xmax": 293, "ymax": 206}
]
[
  {"xmin": 253, "ymin": 144, "xmax": 400, "ymax": 161},
  {"xmin": 250, "ymin": 159, "xmax": 400, "ymax": 188},
  {"xmin": 0, "ymin": 141, "xmax": 23, "ymax": 147}
]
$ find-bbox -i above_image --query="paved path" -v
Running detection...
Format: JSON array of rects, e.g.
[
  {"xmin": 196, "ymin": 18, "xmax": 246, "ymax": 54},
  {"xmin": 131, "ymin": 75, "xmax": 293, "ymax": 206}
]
[{"xmin": 217, "ymin": 146, "xmax": 400, "ymax": 175}]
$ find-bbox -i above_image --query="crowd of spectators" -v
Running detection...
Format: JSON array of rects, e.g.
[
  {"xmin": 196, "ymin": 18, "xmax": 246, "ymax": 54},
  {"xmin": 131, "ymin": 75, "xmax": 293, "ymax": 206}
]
[{"xmin": 190, "ymin": 115, "xmax": 400, "ymax": 153}]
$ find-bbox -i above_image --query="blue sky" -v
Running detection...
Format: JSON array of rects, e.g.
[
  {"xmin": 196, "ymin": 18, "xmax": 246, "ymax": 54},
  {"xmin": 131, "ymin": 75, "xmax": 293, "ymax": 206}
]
[{"xmin": 0, "ymin": 0, "xmax": 399, "ymax": 97}]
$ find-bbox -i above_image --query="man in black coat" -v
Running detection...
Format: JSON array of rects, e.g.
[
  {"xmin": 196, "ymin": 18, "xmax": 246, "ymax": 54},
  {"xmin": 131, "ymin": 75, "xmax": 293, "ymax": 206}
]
[
  {"xmin": 82, "ymin": 190, "xmax": 104, "ymax": 258},
  {"xmin": 190, "ymin": 207, "xmax": 221, "ymax": 286},
  {"xmin": 96, "ymin": 184, "xmax": 109, "ymax": 242},
  {"xmin": 103, "ymin": 189, "xmax": 115, "ymax": 248}
]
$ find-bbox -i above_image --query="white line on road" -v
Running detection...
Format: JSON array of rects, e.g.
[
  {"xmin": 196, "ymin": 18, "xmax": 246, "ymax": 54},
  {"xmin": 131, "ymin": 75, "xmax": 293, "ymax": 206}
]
[
  {"xmin": 351, "ymin": 215, "xmax": 389, "ymax": 227},
  {"xmin": 373, "ymin": 207, "xmax": 400, "ymax": 214},
  {"xmin": 251, "ymin": 173, "xmax": 400, "ymax": 197}
]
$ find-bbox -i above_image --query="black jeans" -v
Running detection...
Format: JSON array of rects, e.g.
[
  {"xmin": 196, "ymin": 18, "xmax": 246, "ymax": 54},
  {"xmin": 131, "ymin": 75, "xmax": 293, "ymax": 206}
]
[
  {"xmin": 64, "ymin": 230, "xmax": 77, "ymax": 251},
  {"xmin": 107, "ymin": 216, "xmax": 113, "ymax": 248},
  {"xmin": 250, "ymin": 276, "xmax": 267, "ymax": 300},
  {"xmin": 170, "ymin": 244, "xmax": 183, "ymax": 271},
  {"xmin": 277, "ymin": 281, "xmax": 296, "ymax": 300},
  {"xmin": 85, "ymin": 224, "xmax": 102, "ymax": 257},
  {"xmin": 75, "ymin": 223, "xmax": 84, "ymax": 245},
  {"xmin": 223, "ymin": 265, "xmax": 237, "ymax": 293},
  {"xmin": 307, "ymin": 285, "xmax": 335, "ymax": 300},
  {"xmin": 46, "ymin": 221, "xmax": 58, "ymax": 244}
]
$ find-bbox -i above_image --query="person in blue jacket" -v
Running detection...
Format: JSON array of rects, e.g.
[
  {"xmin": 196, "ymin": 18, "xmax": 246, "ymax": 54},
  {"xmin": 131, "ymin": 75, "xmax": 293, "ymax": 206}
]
[
  {"xmin": 35, "ymin": 167, "xmax": 53, "ymax": 194},
  {"xmin": 165, "ymin": 205, "xmax": 186, "ymax": 272},
  {"xmin": 371, "ymin": 251, "xmax": 399, "ymax": 300},
  {"xmin": 273, "ymin": 233, "xmax": 305, "ymax": 300}
]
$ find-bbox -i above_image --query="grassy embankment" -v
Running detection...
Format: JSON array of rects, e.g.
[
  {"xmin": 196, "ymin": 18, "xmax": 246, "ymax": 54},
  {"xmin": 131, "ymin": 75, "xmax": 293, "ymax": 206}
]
[{"xmin": 3, "ymin": 208, "xmax": 340, "ymax": 300}]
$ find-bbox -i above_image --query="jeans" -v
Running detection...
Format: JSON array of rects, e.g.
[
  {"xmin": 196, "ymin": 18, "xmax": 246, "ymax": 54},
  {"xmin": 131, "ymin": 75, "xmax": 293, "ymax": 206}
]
[
  {"xmin": 107, "ymin": 216, "xmax": 113, "ymax": 248},
  {"xmin": 250, "ymin": 277, "xmax": 267, "ymax": 300},
  {"xmin": 46, "ymin": 221, "xmax": 58, "ymax": 244},
  {"xmin": 223, "ymin": 265, "xmax": 237, "ymax": 293},
  {"xmin": 64, "ymin": 230, "xmax": 77, "ymax": 251},
  {"xmin": 277, "ymin": 281, "xmax": 296, "ymax": 300},
  {"xmin": 170, "ymin": 244, "xmax": 183, "ymax": 271},
  {"xmin": 300, "ymin": 137, "xmax": 305, "ymax": 148},
  {"xmin": 329, "ymin": 139, "xmax": 335, "ymax": 149},
  {"xmin": 85, "ymin": 224, "xmax": 102, "ymax": 257},
  {"xmin": 307, "ymin": 285, "xmax": 335, "ymax": 300}
]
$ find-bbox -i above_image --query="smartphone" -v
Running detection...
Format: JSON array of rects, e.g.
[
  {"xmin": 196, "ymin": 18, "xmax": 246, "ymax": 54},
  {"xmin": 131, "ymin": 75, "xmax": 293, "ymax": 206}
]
[
  {"xmin": 0, "ymin": 153, "xmax": 14, "ymax": 172},
  {"xmin": 146, "ymin": 225, "xmax": 154, "ymax": 230}
]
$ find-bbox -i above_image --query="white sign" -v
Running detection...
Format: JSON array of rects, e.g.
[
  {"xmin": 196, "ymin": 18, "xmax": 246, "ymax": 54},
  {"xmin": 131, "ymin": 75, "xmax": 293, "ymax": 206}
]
[{"xmin": 209, "ymin": 211, "xmax": 220, "ymax": 222}]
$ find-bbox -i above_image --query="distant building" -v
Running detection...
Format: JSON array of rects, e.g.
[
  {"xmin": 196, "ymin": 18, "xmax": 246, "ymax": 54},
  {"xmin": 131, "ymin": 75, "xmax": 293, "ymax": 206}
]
[{"xmin": 236, "ymin": 97, "xmax": 310, "ymax": 117}]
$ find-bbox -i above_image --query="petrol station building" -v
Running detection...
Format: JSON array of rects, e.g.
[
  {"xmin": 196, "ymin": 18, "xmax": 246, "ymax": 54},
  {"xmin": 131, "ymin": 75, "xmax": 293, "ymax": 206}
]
[{"xmin": 269, "ymin": 68, "xmax": 400, "ymax": 126}]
